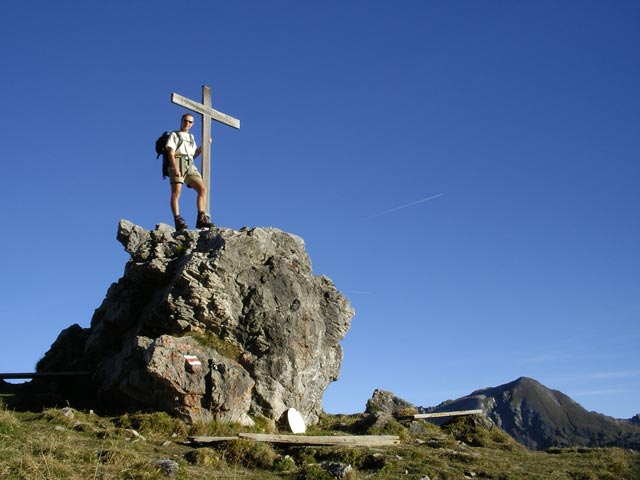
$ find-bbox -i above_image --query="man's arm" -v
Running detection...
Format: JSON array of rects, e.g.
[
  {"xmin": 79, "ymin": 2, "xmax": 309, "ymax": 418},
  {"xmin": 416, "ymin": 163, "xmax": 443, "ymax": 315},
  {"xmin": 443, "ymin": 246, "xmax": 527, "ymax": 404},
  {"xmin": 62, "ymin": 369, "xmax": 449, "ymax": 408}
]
[
  {"xmin": 166, "ymin": 132, "xmax": 183, "ymax": 178},
  {"xmin": 194, "ymin": 137, "xmax": 212, "ymax": 159},
  {"xmin": 166, "ymin": 147, "xmax": 181, "ymax": 179}
]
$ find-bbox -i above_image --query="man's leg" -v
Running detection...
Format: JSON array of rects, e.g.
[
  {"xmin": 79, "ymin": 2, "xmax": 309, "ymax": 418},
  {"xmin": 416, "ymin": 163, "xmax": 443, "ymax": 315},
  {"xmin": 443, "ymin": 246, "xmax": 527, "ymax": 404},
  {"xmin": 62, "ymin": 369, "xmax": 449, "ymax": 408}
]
[
  {"xmin": 190, "ymin": 179, "xmax": 207, "ymax": 214},
  {"xmin": 170, "ymin": 182, "xmax": 183, "ymax": 216},
  {"xmin": 170, "ymin": 182, "xmax": 188, "ymax": 230},
  {"xmin": 189, "ymin": 179, "xmax": 213, "ymax": 228}
]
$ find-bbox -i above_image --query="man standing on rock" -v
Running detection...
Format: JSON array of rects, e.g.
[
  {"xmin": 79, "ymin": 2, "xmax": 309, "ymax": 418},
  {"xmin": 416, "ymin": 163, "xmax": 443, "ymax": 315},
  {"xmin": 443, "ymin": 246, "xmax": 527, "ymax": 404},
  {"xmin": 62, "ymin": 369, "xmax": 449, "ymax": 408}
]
[{"xmin": 166, "ymin": 113, "xmax": 213, "ymax": 231}]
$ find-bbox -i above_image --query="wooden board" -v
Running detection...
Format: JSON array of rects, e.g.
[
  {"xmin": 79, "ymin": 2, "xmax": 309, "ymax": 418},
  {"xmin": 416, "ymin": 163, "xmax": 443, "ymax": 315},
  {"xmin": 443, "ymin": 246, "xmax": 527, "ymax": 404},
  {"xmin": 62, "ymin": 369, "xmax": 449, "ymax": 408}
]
[
  {"xmin": 412, "ymin": 409, "xmax": 483, "ymax": 419},
  {"xmin": 189, "ymin": 436, "xmax": 238, "ymax": 444},
  {"xmin": 200, "ymin": 86, "xmax": 212, "ymax": 214},
  {"xmin": 238, "ymin": 433, "xmax": 400, "ymax": 446},
  {"xmin": 189, "ymin": 433, "xmax": 400, "ymax": 447},
  {"xmin": 171, "ymin": 92, "xmax": 240, "ymax": 129}
]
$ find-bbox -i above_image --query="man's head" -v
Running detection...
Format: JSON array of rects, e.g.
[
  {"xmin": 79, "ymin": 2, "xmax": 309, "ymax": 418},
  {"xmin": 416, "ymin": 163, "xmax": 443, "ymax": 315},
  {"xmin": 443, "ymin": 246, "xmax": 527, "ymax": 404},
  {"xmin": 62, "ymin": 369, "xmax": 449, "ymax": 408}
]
[{"xmin": 180, "ymin": 114, "xmax": 195, "ymax": 132}]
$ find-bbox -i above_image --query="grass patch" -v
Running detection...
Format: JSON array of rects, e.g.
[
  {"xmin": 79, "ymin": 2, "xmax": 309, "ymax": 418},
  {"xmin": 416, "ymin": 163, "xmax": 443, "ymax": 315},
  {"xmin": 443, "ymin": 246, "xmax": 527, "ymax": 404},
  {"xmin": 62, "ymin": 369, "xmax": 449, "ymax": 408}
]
[
  {"xmin": 0, "ymin": 407, "xmax": 637, "ymax": 479},
  {"xmin": 218, "ymin": 438, "xmax": 278, "ymax": 468},
  {"xmin": 0, "ymin": 408, "xmax": 19, "ymax": 436},
  {"xmin": 117, "ymin": 411, "xmax": 189, "ymax": 440},
  {"xmin": 189, "ymin": 330, "xmax": 243, "ymax": 362}
]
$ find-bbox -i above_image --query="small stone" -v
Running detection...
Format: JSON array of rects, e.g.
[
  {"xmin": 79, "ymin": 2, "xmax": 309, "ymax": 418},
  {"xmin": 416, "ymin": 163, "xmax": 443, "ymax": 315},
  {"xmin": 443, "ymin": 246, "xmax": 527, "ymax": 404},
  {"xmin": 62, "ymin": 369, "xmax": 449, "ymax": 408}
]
[
  {"xmin": 154, "ymin": 459, "xmax": 179, "ymax": 476},
  {"xmin": 322, "ymin": 462, "xmax": 353, "ymax": 479},
  {"xmin": 361, "ymin": 453, "xmax": 386, "ymax": 470},
  {"xmin": 72, "ymin": 421, "xmax": 85, "ymax": 431},
  {"xmin": 60, "ymin": 407, "xmax": 74, "ymax": 419},
  {"xmin": 127, "ymin": 429, "xmax": 146, "ymax": 441}
]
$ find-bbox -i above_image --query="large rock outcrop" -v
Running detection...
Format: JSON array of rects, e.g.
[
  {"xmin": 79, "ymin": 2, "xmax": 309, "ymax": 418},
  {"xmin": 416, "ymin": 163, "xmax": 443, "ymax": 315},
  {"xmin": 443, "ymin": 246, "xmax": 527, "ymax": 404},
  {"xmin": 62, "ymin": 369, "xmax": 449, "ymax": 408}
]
[{"xmin": 36, "ymin": 220, "xmax": 354, "ymax": 425}]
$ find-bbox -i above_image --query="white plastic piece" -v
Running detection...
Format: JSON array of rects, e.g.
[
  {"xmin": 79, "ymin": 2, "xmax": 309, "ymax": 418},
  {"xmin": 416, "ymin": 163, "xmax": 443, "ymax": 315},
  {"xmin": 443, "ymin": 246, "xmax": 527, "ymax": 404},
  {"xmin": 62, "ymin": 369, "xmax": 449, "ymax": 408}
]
[{"xmin": 286, "ymin": 408, "xmax": 306, "ymax": 434}]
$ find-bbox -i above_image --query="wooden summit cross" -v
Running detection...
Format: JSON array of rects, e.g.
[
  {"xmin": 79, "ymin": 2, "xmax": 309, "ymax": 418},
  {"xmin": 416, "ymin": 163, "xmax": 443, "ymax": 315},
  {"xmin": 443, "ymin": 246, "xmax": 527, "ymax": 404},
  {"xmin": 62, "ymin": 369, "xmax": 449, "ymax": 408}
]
[{"xmin": 171, "ymin": 85, "xmax": 240, "ymax": 214}]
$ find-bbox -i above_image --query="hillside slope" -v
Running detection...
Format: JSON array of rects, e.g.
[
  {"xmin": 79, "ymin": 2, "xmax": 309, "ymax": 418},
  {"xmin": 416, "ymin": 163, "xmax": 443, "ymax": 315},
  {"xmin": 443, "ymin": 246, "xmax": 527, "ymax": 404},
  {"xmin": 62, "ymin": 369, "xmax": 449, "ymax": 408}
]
[{"xmin": 424, "ymin": 377, "xmax": 640, "ymax": 450}]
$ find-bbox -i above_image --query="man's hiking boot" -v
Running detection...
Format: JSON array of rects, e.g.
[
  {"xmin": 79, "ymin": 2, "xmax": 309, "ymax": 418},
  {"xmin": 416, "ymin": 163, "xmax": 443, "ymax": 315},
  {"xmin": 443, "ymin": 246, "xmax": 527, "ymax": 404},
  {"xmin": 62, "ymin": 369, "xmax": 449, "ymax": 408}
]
[
  {"xmin": 174, "ymin": 215, "xmax": 188, "ymax": 231},
  {"xmin": 196, "ymin": 212, "xmax": 213, "ymax": 229}
]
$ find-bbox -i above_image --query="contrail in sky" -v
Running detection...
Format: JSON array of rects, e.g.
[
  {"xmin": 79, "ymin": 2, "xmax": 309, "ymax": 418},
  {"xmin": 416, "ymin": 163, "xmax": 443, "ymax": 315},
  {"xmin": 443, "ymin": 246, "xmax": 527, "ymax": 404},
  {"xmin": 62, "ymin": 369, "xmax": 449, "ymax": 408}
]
[{"xmin": 365, "ymin": 193, "xmax": 444, "ymax": 220}]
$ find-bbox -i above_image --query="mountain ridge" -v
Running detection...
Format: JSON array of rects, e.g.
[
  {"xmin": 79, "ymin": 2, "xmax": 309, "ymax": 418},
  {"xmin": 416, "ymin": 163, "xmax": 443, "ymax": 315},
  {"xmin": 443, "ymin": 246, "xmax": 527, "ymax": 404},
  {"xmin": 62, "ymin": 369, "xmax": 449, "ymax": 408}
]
[{"xmin": 421, "ymin": 376, "xmax": 640, "ymax": 450}]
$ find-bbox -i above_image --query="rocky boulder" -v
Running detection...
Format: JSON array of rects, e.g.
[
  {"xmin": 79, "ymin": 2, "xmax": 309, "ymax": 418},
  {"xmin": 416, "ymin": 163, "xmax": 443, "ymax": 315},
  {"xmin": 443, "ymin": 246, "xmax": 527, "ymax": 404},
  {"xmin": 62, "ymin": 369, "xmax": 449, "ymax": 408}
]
[
  {"xmin": 36, "ymin": 220, "xmax": 354, "ymax": 425},
  {"xmin": 365, "ymin": 389, "xmax": 417, "ymax": 416}
]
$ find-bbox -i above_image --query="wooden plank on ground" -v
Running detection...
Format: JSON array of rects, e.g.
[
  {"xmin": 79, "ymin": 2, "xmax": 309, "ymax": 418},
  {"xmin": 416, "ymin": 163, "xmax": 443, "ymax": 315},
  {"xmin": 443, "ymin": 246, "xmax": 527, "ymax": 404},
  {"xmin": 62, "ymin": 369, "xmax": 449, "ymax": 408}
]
[
  {"xmin": 412, "ymin": 409, "xmax": 483, "ymax": 419},
  {"xmin": 239, "ymin": 433, "xmax": 400, "ymax": 446},
  {"xmin": 189, "ymin": 433, "xmax": 400, "ymax": 447},
  {"xmin": 189, "ymin": 436, "xmax": 238, "ymax": 444}
]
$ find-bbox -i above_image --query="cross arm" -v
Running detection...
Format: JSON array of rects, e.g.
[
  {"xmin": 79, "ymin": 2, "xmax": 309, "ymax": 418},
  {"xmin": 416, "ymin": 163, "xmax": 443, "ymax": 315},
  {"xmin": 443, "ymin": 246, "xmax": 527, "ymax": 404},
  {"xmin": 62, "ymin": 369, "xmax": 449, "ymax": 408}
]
[{"xmin": 171, "ymin": 93, "xmax": 240, "ymax": 129}]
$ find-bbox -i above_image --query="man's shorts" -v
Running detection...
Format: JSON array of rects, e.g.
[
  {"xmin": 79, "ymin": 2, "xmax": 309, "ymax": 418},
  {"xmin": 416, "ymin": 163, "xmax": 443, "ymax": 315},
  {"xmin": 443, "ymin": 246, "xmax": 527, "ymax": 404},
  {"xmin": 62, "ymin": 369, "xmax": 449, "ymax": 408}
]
[{"xmin": 169, "ymin": 157, "xmax": 203, "ymax": 187}]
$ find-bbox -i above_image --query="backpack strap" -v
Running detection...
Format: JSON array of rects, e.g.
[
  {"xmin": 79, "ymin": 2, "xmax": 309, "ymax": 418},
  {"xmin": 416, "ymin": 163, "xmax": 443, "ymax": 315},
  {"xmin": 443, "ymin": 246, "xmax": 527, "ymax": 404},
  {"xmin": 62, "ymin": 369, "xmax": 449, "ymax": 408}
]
[
  {"xmin": 161, "ymin": 131, "xmax": 185, "ymax": 179},
  {"xmin": 173, "ymin": 131, "xmax": 184, "ymax": 153}
]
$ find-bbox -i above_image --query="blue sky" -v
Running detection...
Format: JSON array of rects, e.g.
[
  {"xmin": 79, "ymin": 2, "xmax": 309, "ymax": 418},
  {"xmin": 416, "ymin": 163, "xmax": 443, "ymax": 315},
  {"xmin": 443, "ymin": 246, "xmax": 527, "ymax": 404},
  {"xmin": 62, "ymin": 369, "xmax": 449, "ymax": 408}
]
[{"xmin": 1, "ymin": 1, "xmax": 638, "ymax": 419}]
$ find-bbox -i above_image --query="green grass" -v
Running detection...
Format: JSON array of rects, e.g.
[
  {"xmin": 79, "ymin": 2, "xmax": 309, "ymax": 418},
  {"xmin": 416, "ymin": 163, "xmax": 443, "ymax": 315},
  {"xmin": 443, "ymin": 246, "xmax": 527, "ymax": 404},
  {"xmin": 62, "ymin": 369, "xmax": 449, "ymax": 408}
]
[
  {"xmin": 188, "ymin": 330, "xmax": 243, "ymax": 362},
  {"xmin": 0, "ymin": 404, "xmax": 638, "ymax": 479}
]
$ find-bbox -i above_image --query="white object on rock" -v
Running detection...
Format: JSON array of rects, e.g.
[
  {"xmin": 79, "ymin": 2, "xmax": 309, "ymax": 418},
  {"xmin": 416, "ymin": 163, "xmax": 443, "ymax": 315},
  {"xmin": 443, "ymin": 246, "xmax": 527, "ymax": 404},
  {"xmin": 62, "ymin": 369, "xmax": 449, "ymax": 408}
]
[{"xmin": 286, "ymin": 408, "xmax": 306, "ymax": 434}]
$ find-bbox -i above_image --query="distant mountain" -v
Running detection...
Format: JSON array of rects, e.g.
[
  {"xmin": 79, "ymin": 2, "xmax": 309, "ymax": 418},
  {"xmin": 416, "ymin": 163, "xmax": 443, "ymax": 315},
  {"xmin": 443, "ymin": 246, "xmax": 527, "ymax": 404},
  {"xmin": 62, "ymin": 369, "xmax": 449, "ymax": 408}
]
[{"xmin": 422, "ymin": 377, "xmax": 640, "ymax": 450}]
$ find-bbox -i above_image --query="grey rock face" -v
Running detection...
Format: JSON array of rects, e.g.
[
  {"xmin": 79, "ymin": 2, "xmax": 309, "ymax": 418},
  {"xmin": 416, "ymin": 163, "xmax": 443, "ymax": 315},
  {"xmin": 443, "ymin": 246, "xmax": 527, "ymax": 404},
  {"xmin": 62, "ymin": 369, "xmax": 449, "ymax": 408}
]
[
  {"xmin": 37, "ymin": 220, "xmax": 354, "ymax": 424},
  {"xmin": 365, "ymin": 389, "xmax": 416, "ymax": 416}
]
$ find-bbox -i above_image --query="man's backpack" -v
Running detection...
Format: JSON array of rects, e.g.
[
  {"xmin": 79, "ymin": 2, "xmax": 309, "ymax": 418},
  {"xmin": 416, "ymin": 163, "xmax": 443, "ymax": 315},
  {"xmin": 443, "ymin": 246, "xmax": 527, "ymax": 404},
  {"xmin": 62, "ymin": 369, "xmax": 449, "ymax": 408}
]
[{"xmin": 155, "ymin": 131, "xmax": 173, "ymax": 179}]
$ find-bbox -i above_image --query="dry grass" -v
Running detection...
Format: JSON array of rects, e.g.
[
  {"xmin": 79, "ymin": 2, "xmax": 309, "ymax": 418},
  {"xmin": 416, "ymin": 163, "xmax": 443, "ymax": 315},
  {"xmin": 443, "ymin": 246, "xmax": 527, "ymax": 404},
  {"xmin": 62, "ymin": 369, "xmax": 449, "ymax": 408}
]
[{"xmin": 0, "ymin": 402, "xmax": 638, "ymax": 480}]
